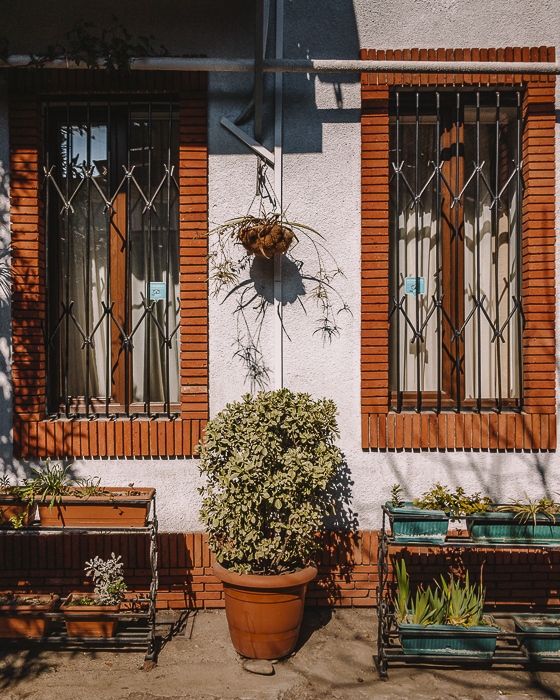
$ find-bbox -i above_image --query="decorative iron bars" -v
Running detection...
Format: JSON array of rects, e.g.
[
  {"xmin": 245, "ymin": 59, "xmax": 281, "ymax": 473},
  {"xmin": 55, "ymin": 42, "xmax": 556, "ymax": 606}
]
[
  {"xmin": 389, "ymin": 91, "xmax": 523, "ymax": 413},
  {"xmin": 44, "ymin": 100, "xmax": 180, "ymax": 418}
]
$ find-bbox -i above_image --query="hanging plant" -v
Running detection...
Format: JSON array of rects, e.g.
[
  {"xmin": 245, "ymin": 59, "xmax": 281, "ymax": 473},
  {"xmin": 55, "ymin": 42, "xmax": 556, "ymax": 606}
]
[
  {"xmin": 206, "ymin": 166, "xmax": 351, "ymax": 390},
  {"xmin": 237, "ymin": 213, "xmax": 295, "ymax": 258}
]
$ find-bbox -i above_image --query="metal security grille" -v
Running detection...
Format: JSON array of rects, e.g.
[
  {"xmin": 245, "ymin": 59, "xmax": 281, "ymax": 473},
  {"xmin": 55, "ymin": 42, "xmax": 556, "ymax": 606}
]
[
  {"xmin": 389, "ymin": 91, "xmax": 523, "ymax": 413},
  {"xmin": 44, "ymin": 100, "xmax": 180, "ymax": 418}
]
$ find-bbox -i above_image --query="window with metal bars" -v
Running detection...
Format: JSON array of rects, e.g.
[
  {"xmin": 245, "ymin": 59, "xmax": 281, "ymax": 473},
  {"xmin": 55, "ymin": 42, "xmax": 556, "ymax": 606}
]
[
  {"xmin": 389, "ymin": 90, "xmax": 523, "ymax": 413},
  {"xmin": 44, "ymin": 99, "xmax": 180, "ymax": 418}
]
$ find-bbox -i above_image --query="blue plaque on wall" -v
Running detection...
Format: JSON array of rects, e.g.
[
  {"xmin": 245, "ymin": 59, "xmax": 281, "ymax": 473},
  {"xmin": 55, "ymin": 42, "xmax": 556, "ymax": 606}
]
[{"xmin": 149, "ymin": 282, "xmax": 167, "ymax": 301}]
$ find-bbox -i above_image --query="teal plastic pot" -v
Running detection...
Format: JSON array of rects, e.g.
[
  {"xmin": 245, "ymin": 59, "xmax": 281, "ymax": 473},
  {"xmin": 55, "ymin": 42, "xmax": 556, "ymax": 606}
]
[
  {"xmin": 397, "ymin": 618, "xmax": 500, "ymax": 658},
  {"xmin": 386, "ymin": 502, "xmax": 448, "ymax": 544},
  {"xmin": 467, "ymin": 510, "xmax": 560, "ymax": 545},
  {"xmin": 513, "ymin": 614, "xmax": 560, "ymax": 660}
]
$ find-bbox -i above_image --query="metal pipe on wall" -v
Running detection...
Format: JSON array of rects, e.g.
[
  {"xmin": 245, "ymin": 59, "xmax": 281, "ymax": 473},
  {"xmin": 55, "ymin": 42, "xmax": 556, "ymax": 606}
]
[{"xmin": 4, "ymin": 56, "xmax": 560, "ymax": 75}]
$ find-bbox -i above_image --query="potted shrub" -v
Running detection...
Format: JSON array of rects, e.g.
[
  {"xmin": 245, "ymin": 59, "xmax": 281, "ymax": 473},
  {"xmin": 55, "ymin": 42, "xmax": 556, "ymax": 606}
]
[
  {"xmin": 0, "ymin": 475, "xmax": 35, "ymax": 528},
  {"xmin": 19, "ymin": 461, "xmax": 155, "ymax": 527},
  {"xmin": 0, "ymin": 592, "xmax": 59, "ymax": 638},
  {"xmin": 386, "ymin": 483, "xmax": 492, "ymax": 544},
  {"xmin": 61, "ymin": 552, "xmax": 127, "ymax": 637},
  {"xmin": 198, "ymin": 389, "xmax": 343, "ymax": 660},
  {"xmin": 394, "ymin": 559, "xmax": 500, "ymax": 658},
  {"xmin": 467, "ymin": 496, "xmax": 560, "ymax": 545}
]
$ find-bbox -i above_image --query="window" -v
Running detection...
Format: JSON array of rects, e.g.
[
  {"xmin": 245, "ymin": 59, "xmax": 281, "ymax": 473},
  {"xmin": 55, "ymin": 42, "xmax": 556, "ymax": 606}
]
[
  {"xmin": 10, "ymin": 70, "xmax": 208, "ymax": 457},
  {"xmin": 389, "ymin": 91, "xmax": 522, "ymax": 413},
  {"xmin": 361, "ymin": 48, "xmax": 556, "ymax": 451},
  {"xmin": 45, "ymin": 101, "xmax": 180, "ymax": 418}
]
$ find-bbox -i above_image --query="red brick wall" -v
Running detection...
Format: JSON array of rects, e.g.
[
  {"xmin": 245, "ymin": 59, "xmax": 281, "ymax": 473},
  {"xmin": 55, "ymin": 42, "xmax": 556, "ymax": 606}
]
[
  {"xmin": 1, "ymin": 530, "xmax": 557, "ymax": 611},
  {"xmin": 361, "ymin": 47, "xmax": 557, "ymax": 451}
]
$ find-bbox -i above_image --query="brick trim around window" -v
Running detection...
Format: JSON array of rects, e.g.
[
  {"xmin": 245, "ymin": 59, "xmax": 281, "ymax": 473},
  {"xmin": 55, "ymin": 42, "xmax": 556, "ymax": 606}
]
[
  {"xmin": 361, "ymin": 47, "xmax": 556, "ymax": 451},
  {"xmin": 9, "ymin": 70, "xmax": 208, "ymax": 458}
]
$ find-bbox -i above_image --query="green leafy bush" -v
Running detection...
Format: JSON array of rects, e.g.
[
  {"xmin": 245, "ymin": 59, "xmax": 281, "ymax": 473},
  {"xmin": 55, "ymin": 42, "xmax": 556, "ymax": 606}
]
[
  {"xmin": 414, "ymin": 482, "xmax": 492, "ymax": 517},
  {"xmin": 198, "ymin": 389, "xmax": 343, "ymax": 575}
]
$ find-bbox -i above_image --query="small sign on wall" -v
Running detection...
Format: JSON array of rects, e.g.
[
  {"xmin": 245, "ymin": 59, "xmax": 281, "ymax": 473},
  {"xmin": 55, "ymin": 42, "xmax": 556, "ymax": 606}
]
[
  {"xmin": 149, "ymin": 282, "xmax": 166, "ymax": 301},
  {"xmin": 405, "ymin": 276, "xmax": 425, "ymax": 296}
]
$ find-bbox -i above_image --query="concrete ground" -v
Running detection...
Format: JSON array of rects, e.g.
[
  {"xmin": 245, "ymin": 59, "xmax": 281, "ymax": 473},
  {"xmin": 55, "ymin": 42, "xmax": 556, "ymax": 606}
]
[{"xmin": 2, "ymin": 608, "xmax": 560, "ymax": 700}]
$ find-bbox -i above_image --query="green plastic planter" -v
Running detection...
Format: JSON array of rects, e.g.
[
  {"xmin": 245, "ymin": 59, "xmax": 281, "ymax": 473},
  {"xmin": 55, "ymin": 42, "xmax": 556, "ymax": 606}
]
[
  {"xmin": 513, "ymin": 614, "xmax": 560, "ymax": 660},
  {"xmin": 397, "ymin": 618, "xmax": 500, "ymax": 658},
  {"xmin": 386, "ymin": 502, "xmax": 448, "ymax": 544},
  {"xmin": 467, "ymin": 510, "xmax": 560, "ymax": 545}
]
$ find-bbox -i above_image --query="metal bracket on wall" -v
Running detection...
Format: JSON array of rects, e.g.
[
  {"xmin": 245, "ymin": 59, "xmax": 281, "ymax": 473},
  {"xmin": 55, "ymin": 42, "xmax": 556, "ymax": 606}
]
[{"xmin": 220, "ymin": 117, "xmax": 274, "ymax": 166}]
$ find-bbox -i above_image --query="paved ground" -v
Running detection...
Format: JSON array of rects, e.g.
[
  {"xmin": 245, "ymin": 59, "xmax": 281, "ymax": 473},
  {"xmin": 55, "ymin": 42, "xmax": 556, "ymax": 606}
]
[{"xmin": 2, "ymin": 608, "xmax": 560, "ymax": 700}]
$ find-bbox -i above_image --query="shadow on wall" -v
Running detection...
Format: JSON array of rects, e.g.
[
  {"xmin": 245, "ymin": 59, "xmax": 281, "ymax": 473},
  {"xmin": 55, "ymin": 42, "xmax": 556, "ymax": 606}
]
[
  {"xmin": 384, "ymin": 440, "xmax": 557, "ymax": 506},
  {"xmin": 222, "ymin": 241, "xmax": 350, "ymax": 391},
  {"xmin": 0, "ymin": 91, "xmax": 12, "ymax": 478},
  {"xmin": 282, "ymin": 0, "xmax": 361, "ymax": 154},
  {"xmin": 213, "ymin": 0, "xmax": 361, "ymax": 156}
]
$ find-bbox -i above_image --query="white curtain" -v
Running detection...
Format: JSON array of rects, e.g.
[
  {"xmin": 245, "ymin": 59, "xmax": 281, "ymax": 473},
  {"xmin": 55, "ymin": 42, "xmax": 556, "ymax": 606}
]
[{"xmin": 391, "ymin": 110, "xmax": 520, "ymax": 400}]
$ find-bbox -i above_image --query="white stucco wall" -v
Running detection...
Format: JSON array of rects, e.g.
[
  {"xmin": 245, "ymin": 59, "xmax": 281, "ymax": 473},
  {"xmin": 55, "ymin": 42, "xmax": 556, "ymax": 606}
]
[{"xmin": 0, "ymin": 1, "xmax": 559, "ymax": 531}]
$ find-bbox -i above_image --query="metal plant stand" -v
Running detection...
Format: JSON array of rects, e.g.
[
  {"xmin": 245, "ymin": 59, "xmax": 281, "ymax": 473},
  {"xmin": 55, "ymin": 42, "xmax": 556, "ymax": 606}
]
[
  {"xmin": 376, "ymin": 505, "xmax": 560, "ymax": 679},
  {"xmin": 0, "ymin": 492, "xmax": 158, "ymax": 662}
]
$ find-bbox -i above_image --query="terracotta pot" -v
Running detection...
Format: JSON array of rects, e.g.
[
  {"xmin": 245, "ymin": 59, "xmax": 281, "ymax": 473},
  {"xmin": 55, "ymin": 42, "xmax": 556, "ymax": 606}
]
[
  {"xmin": 37, "ymin": 487, "xmax": 155, "ymax": 527},
  {"xmin": 0, "ymin": 593, "xmax": 58, "ymax": 638},
  {"xmin": 213, "ymin": 561, "xmax": 317, "ymax": 659},
  {"xmin": 61, "ymin": 593, "xmax": 119, "ymax": 637},
  {"xmin": 0, "ymin": 496, "xmax": 36, "ymax": 527}
]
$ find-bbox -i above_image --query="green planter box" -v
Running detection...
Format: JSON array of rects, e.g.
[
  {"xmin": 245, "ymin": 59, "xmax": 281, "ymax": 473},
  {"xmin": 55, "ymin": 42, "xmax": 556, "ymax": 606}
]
[
  {"xmin": 513, "ymin": 614, "xmax": 560, "ymax": 660},
  {"xmin": 467, "ymin": 510, "xmax": 560, "ymax": 545},
  {"xmin": 386, "ymin": 502, "xmax": 448, "ymax": 544},
  {"xmin": 397, "ymin": 618, "xmax": 500, "ymax": 658}
]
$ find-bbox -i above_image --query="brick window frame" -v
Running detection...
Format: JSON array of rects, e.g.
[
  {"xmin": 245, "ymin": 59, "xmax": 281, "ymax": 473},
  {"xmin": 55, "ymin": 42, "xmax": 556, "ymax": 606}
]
[
  {"xmin": 10, "ymin": 70, "xmax": 208, "ymax": 458},
  {"xmin": 361, "ymin": 47, "xmax": 556, "ymax": 451}
]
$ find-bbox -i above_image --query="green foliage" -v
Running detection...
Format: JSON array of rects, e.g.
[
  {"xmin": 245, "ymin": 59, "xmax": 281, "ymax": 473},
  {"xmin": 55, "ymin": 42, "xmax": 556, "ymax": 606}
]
[
  {"xmin": 498, "ymin": 495, "xmax": 559, "ymax": 525},
  {"xmin": 395, "ymin": 558, "xmax": 488, "ymax": 628},
  {"xmin": 68, "ymin": 595, "xmax": 98, "ymax": 607},
  {"xmin": 8, "ymin": 512, "xmax": 27, "ymax": 529},
  {"xmin": 15, "ymin": 460, "xmax": 108, "ymax": 511},
  {"xmin": 17, "ymin": 460, "xmax": 74, "ymax": 511},
  {"xmin": 198, "ymin": 389, "xmax": 343, "ymax": 575},
  {"xmin": 414, "ymin": 482, "xmax": 492, "ymax": 518},
  {"xmin": 439, "ymin": 571, "xmax": 486, "ymax": 627},
  {"xmin": 390, "ymin": 483, "xmax": 404, "ymax": 508},
  {"xmin": 37, "ymin": 17, "xmax": 168, "ymax": 70},
  {"xmin": 0, "ymin": 475, "xmax": 15, "ymax": 494}
]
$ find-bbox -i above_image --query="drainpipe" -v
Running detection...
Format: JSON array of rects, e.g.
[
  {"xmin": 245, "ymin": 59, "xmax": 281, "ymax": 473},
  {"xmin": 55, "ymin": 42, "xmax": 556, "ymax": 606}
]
[{"xmin": 273, "ymin": 0, "xmax": 284, "ymax": 391}]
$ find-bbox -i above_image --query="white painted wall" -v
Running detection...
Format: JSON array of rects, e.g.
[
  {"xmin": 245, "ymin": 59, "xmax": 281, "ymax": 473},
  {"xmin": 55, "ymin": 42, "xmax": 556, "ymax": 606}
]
[{"xmin": 0, "ymin": 1, "xmax": 559, "ymax": 531}]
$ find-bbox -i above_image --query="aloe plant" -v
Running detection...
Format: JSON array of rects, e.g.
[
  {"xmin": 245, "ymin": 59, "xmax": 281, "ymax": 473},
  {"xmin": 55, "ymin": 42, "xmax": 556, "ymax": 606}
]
[{"xmin": 395, "ymin": 558, "xmax": 488, "ymax": 628}]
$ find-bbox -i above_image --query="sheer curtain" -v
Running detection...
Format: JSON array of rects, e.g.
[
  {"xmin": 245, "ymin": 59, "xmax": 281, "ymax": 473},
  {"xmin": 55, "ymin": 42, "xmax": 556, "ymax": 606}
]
[
  {"xmin": 390, "ymin": 106, "xmax": 520, "ymax": 402},
  {"xmin": 54, "ymin": 107, "xmax": 180, "ymax": 410}
]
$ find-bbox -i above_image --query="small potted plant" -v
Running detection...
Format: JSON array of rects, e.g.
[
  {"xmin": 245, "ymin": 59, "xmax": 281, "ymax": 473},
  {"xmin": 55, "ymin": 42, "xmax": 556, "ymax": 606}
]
[
  {"xmin": 198, "ymin": 389, "xmax": 343, "ymax": 660},
  {"xmin": 467, "ymin": 495, "xmax": 560, "ymax": 544},
  {"xmin": 18, "ymin": 461, "xmax": 155, "ymax": 528},
  {"xmin": 0, "ymin": 475, "xmax": 35, "ymax": 528},
  {"xmin": 61, "ymin": 552, "xmax": 127, "ymax": 637},
  {"xmin": 386, "ymin": 483, "xmax": 492, "ymax": 544},
  {"xmin": 394, "ymin": 559, "xmax": 500, "ymax": 658},
  {"xmin": 0, "ymin": 592, "xmax": 59, "ymax": 638}
]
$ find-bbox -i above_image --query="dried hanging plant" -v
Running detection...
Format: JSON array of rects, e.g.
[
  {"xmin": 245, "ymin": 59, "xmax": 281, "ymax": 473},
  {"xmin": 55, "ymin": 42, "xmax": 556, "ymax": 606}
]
[
  {"xmin": 206, "ymin": 165, "xmax": 350, "ymax": 388},
  {"xmin": 236, "ymin": 213, "xmax": 294, "ymax": 258}
]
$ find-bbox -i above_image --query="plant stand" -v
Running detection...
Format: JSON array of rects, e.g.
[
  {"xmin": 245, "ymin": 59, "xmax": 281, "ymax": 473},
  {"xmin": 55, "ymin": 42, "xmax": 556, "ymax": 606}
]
[
  {"xmin": 0, "ymin": 492, "xmax": 159, "ymax": 663},
  {"xmin": 376, "ymin": 504, "xmax": 560, "ymax": 679}
]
